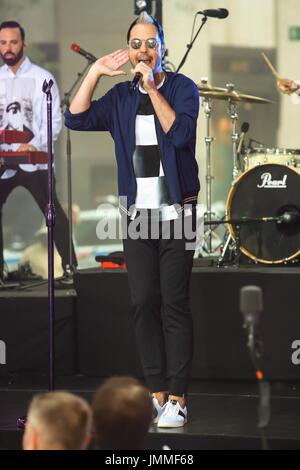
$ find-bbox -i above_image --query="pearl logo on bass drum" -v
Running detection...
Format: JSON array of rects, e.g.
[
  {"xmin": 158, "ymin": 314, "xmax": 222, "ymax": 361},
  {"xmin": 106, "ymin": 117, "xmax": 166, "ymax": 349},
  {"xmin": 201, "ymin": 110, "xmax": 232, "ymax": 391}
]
[{"xmin": 257, "ymin": 172, "xmax": 288, "ymax": 189}]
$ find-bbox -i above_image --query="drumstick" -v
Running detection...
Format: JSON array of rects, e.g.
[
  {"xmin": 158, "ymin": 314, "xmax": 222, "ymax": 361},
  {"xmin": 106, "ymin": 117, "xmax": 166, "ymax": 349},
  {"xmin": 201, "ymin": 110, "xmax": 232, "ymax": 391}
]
[{"xmin": 261, "ymin": 52, "xmax": 281, "ymax": 79}]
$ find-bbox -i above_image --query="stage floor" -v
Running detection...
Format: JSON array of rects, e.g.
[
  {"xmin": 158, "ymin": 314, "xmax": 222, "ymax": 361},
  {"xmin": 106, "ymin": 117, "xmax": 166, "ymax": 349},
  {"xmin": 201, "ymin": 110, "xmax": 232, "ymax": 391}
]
[{"xmin": 0, "ymin": 376, "xmax": 300, "ymax": 450}]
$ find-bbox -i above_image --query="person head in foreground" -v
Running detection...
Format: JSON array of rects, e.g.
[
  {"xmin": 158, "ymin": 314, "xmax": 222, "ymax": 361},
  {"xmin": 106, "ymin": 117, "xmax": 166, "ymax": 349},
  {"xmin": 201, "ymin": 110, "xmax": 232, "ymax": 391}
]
[
  {"xmin": 92, "ymin": 376, "xmax": 153, "ymax": 450},
  {"xmin": 23, "ymin": 391, "xmax": 92, "ymax": 450}
]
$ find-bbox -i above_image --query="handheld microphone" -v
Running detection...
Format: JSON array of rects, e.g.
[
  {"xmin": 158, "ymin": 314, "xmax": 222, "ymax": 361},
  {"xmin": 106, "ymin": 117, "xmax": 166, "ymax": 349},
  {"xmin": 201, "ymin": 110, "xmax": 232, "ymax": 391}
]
[
  {"xmin": 130, "ymin": 72, "xmax": 143, "ymax": 91},
  {"xmin": 198, "ymin": 8, "xmax": 229, "ymax": 19},
  {"xmin": 71, "ymin": 43, "xmax": 97, "ymax": 63}
]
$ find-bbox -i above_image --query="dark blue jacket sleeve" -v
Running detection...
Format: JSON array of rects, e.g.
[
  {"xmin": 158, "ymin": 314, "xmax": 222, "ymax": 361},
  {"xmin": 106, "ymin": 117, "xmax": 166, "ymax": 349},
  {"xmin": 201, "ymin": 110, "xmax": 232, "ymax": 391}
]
[
  {"xmin": 64, "ymin": 87, "xmax": 115, "ymax": 132},
  {"xmin": 165, "ymin": 75, "xmax": 199, "ymax": 148}
]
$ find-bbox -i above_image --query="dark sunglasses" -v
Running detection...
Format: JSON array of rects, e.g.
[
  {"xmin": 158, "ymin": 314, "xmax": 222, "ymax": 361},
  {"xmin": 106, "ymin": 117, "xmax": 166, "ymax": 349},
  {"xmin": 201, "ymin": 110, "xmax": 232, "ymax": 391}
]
[{"xmin": 129, "ymin": 38, "xmax": 158, "ymax": 49}]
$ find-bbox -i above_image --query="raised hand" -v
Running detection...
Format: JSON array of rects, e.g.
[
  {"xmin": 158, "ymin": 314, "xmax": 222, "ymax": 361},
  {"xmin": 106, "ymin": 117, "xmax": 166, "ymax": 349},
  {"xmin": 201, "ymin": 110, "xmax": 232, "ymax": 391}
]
[
  {"xmin": 91, "ymin": 49, "xmax": 129, "ymax": 78},
  {"xmin": 70, "ymin": 49, "xmax": 129, "ymax": 114}
]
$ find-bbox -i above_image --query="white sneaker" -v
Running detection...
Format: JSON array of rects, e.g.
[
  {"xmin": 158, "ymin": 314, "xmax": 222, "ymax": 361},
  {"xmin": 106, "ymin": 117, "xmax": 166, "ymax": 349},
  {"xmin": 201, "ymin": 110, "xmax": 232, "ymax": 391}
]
[
  {"xmin": 157, "ymin": 400, "xmax": 187, "ymax": 428},
  {"xmin": 152, "ymin": 397, "xmax": 167, "ymax": 424}
]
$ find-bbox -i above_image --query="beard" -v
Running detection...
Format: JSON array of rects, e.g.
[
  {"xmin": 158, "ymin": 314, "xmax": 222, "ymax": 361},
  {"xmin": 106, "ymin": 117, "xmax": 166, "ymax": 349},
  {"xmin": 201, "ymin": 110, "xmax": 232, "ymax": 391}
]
[{"xmin": 1, "ymin": 47, "xmax": 24, "ymax": 66}]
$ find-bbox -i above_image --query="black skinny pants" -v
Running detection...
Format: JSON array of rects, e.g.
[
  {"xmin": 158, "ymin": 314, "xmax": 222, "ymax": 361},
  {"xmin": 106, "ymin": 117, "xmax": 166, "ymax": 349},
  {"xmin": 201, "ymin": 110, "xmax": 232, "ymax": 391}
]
[{"xmin": 123, "ymin": 212, "xmax": 195, "ymax": 396}]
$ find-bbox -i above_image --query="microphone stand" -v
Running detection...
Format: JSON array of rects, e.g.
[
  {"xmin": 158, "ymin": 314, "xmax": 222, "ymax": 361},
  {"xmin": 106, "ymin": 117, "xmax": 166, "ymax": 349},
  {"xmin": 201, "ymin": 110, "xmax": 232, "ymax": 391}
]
[
  {"xmin": 16, "ymin": 62, "xmax": 92, "ymax": 293},
  {"xmin": 60, "ymin": 61, "xmax": 92, "ymax": 274},
  {"xmin": 16, "ymin": 80, "xmax": 56, "ymax": 430},
  {"xmin": 240, "ymin": 285, "xmax": 270, "ymax": 450},
  {"xmin": 244, "ymin": 318, "xmax": 270, "ymax": 450},
  {"xmin": 176, "ymin": 15, "xmax": 207, "ymax": 73},
  {"xmin": 43, "ymin": 79, "xmax": 56, "ymax": 391}
]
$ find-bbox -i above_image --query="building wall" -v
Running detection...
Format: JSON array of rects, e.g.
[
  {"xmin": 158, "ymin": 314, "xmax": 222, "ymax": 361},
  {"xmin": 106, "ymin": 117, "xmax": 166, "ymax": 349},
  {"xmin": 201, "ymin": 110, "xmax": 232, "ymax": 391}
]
[
  {"xmin": 1, "ymin": 0, "xmax": 300, "ymax": 216},
  {"xmin": 163, "ymin": 0, "xmax": 277, "ymax": 205}
]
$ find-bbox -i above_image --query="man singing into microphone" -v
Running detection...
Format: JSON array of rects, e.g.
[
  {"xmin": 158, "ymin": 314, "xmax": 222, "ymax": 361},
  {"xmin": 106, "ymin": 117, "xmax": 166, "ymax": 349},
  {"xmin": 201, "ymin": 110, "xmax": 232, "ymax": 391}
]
[{"xmin": 65, "ymin": 12, "xmax": 200, "ymax": 428}]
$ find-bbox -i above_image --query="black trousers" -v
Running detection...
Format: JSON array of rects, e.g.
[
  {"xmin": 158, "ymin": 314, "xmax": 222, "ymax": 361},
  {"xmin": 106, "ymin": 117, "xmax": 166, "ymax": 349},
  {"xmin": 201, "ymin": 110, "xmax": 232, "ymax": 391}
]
[
  {"xmin": 123, "ymin": 212, "xmax": 195, "ymax": 396},
  {"xmin": 0, "ymin": 169, "xmax": 77, "ymax": 274}
]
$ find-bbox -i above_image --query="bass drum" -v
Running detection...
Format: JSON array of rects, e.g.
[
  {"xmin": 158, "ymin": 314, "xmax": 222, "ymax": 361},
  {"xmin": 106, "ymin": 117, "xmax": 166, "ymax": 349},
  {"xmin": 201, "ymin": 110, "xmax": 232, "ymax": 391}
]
[{"xmin": 226, "ymin": 163, "xmax": 300, "ymax": 264}]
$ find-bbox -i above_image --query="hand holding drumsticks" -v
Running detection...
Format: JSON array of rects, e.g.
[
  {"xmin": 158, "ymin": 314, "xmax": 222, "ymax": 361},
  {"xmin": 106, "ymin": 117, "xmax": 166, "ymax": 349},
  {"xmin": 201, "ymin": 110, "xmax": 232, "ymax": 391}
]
[
  {"xmin": 277, "ymin": 78, "xmax": 300, "ymax": 95},
  {"xmin": 261, "ymin": 52, "xmax": 300, "ymax": 95}
]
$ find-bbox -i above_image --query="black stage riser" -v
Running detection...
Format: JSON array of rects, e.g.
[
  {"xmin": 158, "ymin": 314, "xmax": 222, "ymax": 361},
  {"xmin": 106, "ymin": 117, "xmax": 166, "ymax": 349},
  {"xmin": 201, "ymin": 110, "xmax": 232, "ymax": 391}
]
[
  {"xmin": 0, "ymin": 294, "xmax": 77, "ymax": 376},
  {"xmin": 0, "ymin": 268, "xmax": 300, "ymax": 380},
  {"xmin": 74, "ymin": 268, "xmax": 300, "ymax": 380}
]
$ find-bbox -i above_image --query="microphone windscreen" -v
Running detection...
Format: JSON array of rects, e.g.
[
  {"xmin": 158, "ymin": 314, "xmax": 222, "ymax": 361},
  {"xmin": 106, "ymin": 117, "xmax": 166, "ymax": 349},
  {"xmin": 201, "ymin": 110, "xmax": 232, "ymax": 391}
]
[
  {"xmin": 219, "ymin": 8, "xmax": 229, "ymax": 19},
  {"xmin": 240, "ymin": 285, "xmax": 263, "ymax": 315},
  {"xmin": 71, "ymin": 43, "xmax": 80, "ymax": 52},
  {"xmin": 241, "ymin": 122, "xmax": 250, "ymax": 133}
]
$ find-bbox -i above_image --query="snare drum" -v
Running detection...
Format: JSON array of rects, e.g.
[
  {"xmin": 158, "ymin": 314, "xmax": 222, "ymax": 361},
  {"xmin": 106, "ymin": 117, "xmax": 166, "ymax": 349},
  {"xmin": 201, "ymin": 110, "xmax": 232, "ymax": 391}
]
[{"xmin": 243, "ymin": 147, "xmax": 300, "ymax": 172}]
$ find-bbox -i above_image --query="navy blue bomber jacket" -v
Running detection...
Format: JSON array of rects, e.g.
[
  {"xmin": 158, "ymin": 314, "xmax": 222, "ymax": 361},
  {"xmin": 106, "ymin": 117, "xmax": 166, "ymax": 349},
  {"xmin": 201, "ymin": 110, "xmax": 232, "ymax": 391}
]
[{"xmin": 64, "ymin": 71, "xmax": 200, "ymax": 215}]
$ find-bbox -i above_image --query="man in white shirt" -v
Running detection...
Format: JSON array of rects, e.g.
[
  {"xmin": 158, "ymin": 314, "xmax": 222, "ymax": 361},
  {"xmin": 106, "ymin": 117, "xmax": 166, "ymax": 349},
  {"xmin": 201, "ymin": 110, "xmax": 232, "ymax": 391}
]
[
  {"xmin": 0, "ymin": 21, "xmax": 77, "ymax": 278},
  {"xmin": 277, "ymin": 78, "xmax": 300, "ymax": 104}
]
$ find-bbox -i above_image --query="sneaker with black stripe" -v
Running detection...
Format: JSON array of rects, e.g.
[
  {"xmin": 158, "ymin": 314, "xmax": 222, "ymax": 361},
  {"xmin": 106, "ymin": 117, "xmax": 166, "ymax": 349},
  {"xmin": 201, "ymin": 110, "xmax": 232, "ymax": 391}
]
[
  {"xmin": 152, "ymin": 397, "xmax": 167, "ymax": 424},
  {"xmin": 157, "ymin": 399, "xmax": 187, "ymax": 428}
]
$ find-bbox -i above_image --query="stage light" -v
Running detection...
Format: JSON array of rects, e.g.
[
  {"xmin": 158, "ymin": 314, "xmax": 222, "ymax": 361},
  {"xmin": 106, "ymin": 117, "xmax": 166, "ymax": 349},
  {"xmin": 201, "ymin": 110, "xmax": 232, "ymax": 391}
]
[{"xmin": 134, "ymin": 0, "xmax": 152, "ymax": 15}]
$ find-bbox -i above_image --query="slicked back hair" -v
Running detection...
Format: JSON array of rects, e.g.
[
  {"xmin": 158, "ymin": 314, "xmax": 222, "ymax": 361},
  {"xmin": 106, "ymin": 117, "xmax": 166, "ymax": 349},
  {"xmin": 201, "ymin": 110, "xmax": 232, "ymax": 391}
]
[
  {"xmin": 127, "ymin": 12, "xmax": 164, "ymax": 49},
  {"xmin": 0, "ymin": 21, "xmax": 25, "ymax": 41}
]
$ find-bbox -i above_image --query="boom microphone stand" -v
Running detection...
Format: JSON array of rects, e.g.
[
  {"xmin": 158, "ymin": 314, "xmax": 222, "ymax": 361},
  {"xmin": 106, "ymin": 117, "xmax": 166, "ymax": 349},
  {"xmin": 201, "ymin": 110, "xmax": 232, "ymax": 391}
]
[
  {"xmin": 18, "ymin": 61, "xmax": 92, "ymax": 292},
  {"xmin": 60, "ymin": 61, "xmax": 92, "ymax": 274},
  {"xmin": 204, "ymin": 215, "xmax": 292, "ymax": 267},
  {"xmin": 176, "ymin": 15, "xmax": 207, "ymax": 73}
]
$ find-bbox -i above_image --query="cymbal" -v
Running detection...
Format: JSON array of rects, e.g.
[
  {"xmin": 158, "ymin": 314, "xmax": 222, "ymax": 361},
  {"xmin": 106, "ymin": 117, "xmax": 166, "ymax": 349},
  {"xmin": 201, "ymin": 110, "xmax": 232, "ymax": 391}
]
[
  {"xmin": 197, "ymin": 84, "xmax": 228, "ymax": 93},
  {"xmin": 199, "ymin": 89, "xmax": 272, "ymax": 104}
]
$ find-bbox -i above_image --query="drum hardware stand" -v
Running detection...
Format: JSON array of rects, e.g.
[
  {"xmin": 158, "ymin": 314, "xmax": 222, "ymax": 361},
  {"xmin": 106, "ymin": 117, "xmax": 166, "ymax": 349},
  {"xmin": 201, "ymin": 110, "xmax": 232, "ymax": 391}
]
[
  {"xmin": 203, "ymin": 218, "xmax": 243, "ymax": 266},
  {"xmin": 217, "ymin": 222, "xmax": 242, "ymax": 267},
  {"xmin": 201, "ymin": 78, "xmax": 216, "ymax": 254},
  {"xmin": 226, "ymin": 84, "xmax": 240, "ymax": 180},
  {"xmin": 221, "ymin": 87, "xmax": 241, "ymax": 265},
  {"xmin": 218, "ymin": 232, "xmax": 233, "ymax": 267}
]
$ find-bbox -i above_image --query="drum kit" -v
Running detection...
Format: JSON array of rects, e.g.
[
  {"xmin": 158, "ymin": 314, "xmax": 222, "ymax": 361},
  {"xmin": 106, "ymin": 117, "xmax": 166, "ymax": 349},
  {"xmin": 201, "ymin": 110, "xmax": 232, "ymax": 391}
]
[{"xmin": 198, "ymin": 79, "xmax": 300, "ymax": 266}]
